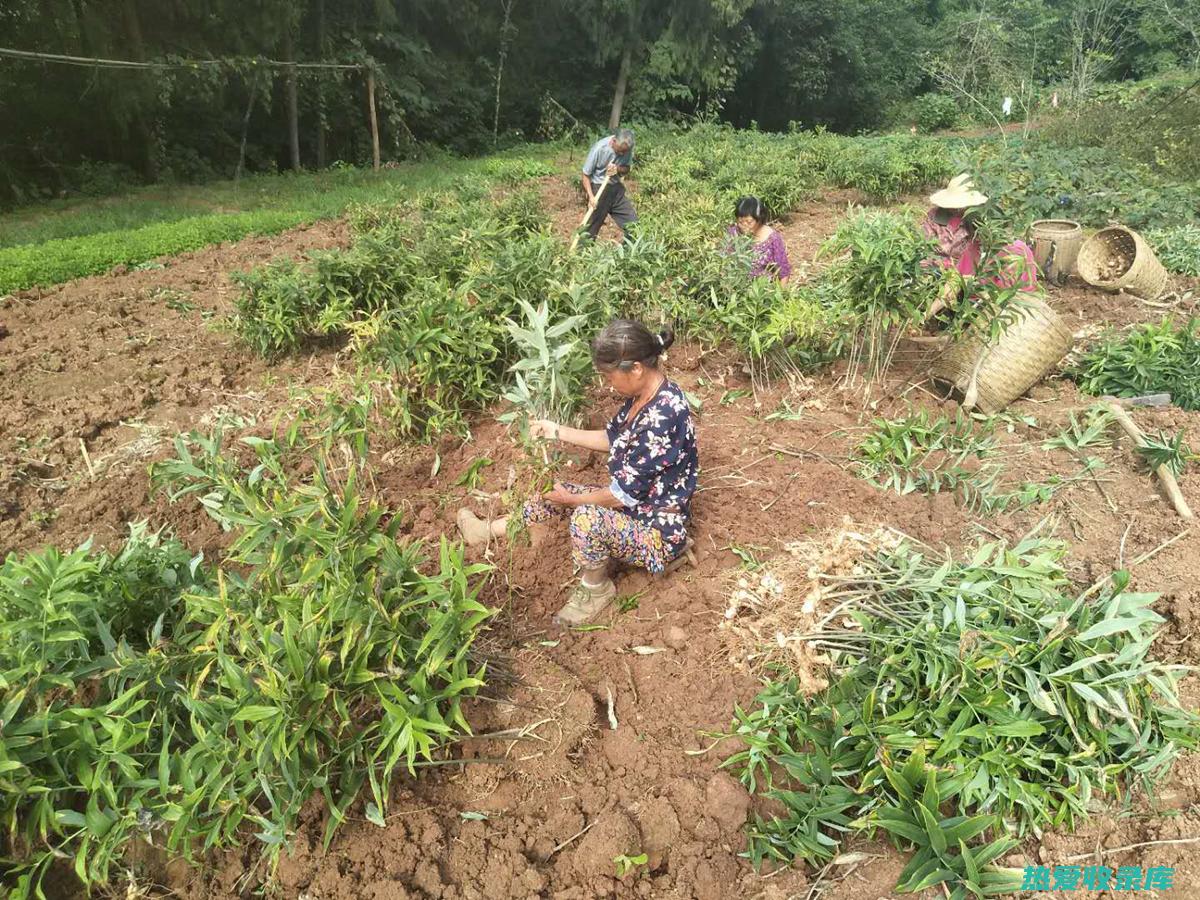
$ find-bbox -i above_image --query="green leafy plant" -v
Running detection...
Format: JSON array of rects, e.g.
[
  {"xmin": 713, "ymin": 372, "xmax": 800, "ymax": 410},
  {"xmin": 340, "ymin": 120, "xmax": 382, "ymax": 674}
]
[
  {"xmin": 1071, "ymin": 318, "xmax": 1200, "ymax": 411},
  {"xmin": 1147, "ymin": 224, "xmax": 1200, "ymax": 277},
  {"xmin": 614, "ymin": 852, "xmax": 649, "ymax": 877},
  {"xmin": 820, "ymin": 210, "xmax": 943, "ymax": 376},
  {"xmin": 912, "ymin": 93, "xmax": 959, "ymax": 132},
  {"xmin": 0, "ymin": 428, "xmax": 495, "ymax": 899},
  {"xmin": 456, "ymin": 457, "xmax": 495, "ymax": 490},
  {"xmin": 855, "ymin": 408, "xmax": 1102, "ymax": 514},
  {"xmin": 498, "ymin": 299, "xmax": 592, "ymax": 444},
  {"xmin": 1041, "ymin": 405, "xmax": 1115, "ymax": 454},
  {"xmin": 726, "ymin": 533, "xmax": 1198, "ymax": 898},
  {"xmin": 1136, "ymin": 428, "xmax": 1196, "ymax": 477}
]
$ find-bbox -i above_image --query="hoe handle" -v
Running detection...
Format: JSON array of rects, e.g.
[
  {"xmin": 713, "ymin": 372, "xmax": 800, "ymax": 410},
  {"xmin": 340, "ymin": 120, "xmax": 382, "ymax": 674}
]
[{"xmin": 570, "ymin": 175, "xmax": 612, "ymax": 251}]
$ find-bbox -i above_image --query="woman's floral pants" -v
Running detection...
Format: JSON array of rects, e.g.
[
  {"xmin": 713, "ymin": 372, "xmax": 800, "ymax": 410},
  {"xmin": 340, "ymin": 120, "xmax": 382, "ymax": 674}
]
[{"xmin": 521, "ymin": 482, "xmax": 670, "ymax": 574}]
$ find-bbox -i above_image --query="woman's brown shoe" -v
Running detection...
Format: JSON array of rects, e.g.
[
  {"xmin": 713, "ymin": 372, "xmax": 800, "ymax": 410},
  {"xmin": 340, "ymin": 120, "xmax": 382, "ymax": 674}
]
[{"xmin": 553, "ymin": 576, "xmax": 617, "ymax": 627}]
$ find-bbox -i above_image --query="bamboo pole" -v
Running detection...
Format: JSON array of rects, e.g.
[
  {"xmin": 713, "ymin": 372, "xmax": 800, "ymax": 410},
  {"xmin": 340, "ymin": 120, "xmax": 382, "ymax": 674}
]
[
  {"xmin": 1107, "ymin": 402, "xmax": 1194, "ymax": 519},
  {"xmin": 366, "ymin": 69, "xmax": 381, "ymax": 172}
]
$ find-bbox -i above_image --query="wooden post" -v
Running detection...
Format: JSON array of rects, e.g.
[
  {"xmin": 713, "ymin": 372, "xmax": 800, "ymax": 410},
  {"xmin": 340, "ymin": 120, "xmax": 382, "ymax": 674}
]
[{"xmin": 367, "ymin": 69, "xmax": 381, "ymax": 172}]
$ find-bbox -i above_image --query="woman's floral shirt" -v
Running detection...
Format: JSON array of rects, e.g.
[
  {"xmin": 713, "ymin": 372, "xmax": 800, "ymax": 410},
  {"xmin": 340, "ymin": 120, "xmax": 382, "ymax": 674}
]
[{"xmin": 605, "ymin": 379, "xmax": 698, "ymax": 555}]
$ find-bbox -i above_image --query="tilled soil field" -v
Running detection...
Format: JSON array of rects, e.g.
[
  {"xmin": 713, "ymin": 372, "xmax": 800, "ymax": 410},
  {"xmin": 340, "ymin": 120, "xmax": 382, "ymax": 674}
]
[{"xmin": 3, "ymin": 184, "xmax": 1200, "ymax": 899}]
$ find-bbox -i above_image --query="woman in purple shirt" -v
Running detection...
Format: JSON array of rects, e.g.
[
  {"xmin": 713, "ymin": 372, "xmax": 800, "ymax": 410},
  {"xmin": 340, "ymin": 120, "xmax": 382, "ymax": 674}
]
[{"xmin": 726, "ymin": 196, "xmax": 792, "ymax": 284}]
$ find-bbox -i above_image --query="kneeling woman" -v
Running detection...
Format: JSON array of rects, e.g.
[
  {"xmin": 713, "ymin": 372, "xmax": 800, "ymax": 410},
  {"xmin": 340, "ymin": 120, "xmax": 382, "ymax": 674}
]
[{"xmin": 457, "ymin": 320, "xmax": 698, "ymax": 626}]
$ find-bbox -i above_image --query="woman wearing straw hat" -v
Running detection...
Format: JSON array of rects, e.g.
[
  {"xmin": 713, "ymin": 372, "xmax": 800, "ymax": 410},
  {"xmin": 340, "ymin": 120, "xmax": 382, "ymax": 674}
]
[{"xmin": 922, "ymin": 173, "xmax": 1039, "ymax": 321}]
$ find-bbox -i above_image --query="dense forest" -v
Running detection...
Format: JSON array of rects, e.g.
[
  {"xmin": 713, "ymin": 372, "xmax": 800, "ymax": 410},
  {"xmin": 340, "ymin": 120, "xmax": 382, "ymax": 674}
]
[{"xmin": 1, "ymin": 0, "xmax": 1198, "ymax": 205}]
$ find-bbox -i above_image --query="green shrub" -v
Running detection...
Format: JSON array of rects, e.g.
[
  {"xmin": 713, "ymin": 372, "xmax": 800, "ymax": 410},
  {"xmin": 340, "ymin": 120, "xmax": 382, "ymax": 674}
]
[
  {"xmin": 827, "ymin": 137, "xmax": 953, "ymax": 201},
  {"xmin": 819, "ymin": 208, "xmax": 941, "ymax": 373},
  {"xmin": 3, "ymin": 434, "xmax": 495, "ymax": 896},
  {"xmin": 1041, "ymin": 87, "xmax": 1200, "ymax": 182},
  {"xmin": 1148, "ymin": 224, "xmax": 1200, "ymax": 276},
  {"xmin": 480, "ymin": 157, "xmax": 556, "ymax": 185},
  {"xmin": 912, "ymin": 93, "xmax": 959, "ymax": 132},
  {"xmin": 963, "ymin": 140, "xmax": 1199, "ymax": 232},
  {"xmin": 351, "ymin": 284, "xmax": 508, "ymax": 440},
  {"xmin": 232, "ymin": 258, "xmax": 326, "ymax": 357}
]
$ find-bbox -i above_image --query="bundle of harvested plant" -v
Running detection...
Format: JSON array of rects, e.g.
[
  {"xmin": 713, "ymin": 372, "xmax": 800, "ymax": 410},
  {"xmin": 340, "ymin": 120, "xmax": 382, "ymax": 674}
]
[{"xmin": 724, "ymin": 528, "xmax": 1198, "ymax": 898}]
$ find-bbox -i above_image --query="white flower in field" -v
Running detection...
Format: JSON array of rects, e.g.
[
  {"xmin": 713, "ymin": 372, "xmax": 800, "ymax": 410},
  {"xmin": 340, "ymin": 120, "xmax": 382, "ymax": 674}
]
[
  {"xmin": 775, "ymin": 631, "xmax": 787, "ymax": 647},
  {"xmin": 724, "ymin": 605, "xmax": 738, "ymax": 619},
  {"xmin": 801, "ymin": 598, "xmax": 817, "ymax": 614},
  {"xmin": 737, "ymin": 577, "xmax": 749, "ymax": 589}
]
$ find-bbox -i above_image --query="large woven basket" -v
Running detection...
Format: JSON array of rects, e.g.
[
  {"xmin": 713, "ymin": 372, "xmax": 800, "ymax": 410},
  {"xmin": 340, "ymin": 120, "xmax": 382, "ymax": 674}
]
[
  {"xmin": 1077, "ymin": 226, "xmax": 1170, "ymax": 300},
  {"xmin": 929, "ymin": 295, "xmax": 1074, "ymax": 413},
  {"xmin": 1030, "ymin": 219, "xmax": 1083, "ymax": 284}
]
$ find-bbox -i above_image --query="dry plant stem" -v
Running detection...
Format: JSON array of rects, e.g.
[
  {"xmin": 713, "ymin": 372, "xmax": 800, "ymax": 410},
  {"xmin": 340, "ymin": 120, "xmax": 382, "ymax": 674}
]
[
  {"xmin": 79, "ymin": 438, "xmax": 96, "ymax": 479},
  {"xmin": 549, "ymin": 820, "xmax": 596, "ymax": 858},
  {"xmin": 1107, "ymin": 402, "xmax": 1194, "ymax": 518},
  {"xmin": 1079, "ymin": 527, "xmax": 1192, "ymax": 602},
  {"xmin": 1063, "ymin": 835, "xmax": 1200, "ymax": 863}
]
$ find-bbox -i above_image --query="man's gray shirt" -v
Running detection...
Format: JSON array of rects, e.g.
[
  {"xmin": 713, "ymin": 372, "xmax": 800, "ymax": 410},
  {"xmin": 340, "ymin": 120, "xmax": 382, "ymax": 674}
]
[{"xmin": 582, "ymin": 136, "xmax": 634, "ymax": 186}]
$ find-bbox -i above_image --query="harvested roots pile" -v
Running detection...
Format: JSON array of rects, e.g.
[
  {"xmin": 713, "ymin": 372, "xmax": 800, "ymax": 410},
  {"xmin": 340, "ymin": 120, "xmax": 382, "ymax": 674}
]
[
  {"xmin": 719, "ymin": 520, "xmax": 903, "ymax": 692},
  {"xmin": 1089, "ymin": 231, "xmax": 1135, "ymax": 282}
]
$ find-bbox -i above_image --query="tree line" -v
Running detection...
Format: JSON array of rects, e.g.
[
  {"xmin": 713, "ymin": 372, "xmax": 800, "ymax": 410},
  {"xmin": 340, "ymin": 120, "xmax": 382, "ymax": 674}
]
[{"xmin": 1, "ymin": 0, "xmax": 1197, "ymax": 205}]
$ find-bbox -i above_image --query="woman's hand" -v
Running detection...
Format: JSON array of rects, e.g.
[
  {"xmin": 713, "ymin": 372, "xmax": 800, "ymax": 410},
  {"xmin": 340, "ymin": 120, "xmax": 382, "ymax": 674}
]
[
  {"xmin": 529, "ymin": 419, "xmax": 559, "ymax": 441},
  {"xmin": 543, "ymin": 482, "xmax": 578, "ymax": 506}
]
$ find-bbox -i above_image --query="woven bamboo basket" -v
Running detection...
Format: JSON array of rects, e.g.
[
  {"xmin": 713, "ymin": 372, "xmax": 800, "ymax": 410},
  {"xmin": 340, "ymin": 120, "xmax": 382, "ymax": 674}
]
[
  {"xmin": 1030, "ymin": 219, "xmax": 1083, "ymax": 284},
  {"xmin": 1077, "ymin": 226, "xmax": 1170, "ymax": 300},
  {"xmin": 929, "ymin": 295, "xmax": 1074, "ymax": 413}
]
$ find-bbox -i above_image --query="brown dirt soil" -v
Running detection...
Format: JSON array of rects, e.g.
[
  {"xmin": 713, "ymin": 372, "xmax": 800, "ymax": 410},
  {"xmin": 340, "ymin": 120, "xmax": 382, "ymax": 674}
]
[{"xmin": 6, "ymin": 189, "xmax": 1200, "ymax": 899}]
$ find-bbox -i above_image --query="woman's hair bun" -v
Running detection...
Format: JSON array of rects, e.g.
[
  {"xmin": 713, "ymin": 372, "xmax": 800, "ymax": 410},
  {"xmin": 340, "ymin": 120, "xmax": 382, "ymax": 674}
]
[{"xmin": 656, "ymin": 327, "xmax": 676, "ymax": 353}]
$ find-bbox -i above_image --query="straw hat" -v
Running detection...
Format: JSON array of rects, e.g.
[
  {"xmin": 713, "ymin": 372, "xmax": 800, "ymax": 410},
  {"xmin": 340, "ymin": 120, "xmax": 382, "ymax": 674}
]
[{"xmin": 929, "ymin": 173, "xmax": 988, "ymax": 209}]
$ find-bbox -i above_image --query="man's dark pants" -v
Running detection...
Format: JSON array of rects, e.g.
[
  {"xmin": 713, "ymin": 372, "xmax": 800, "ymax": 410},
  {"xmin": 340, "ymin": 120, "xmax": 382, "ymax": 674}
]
[{"xmin": 585, "ymin": 180, "xmax": 638, "ymax": 241}]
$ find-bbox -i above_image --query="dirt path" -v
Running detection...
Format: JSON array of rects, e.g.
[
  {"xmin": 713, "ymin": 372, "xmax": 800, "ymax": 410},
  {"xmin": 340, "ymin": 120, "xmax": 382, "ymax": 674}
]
[{"xmin": 4, "ymin": 191, "xmax": 1200, "ymax": 899}]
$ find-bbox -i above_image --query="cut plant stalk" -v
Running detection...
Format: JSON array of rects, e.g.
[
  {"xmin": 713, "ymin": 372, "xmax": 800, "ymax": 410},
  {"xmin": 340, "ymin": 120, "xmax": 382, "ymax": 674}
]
[{"xmin": 1106, "ymin": 402, "xmax": 1194, "ymax": 518}]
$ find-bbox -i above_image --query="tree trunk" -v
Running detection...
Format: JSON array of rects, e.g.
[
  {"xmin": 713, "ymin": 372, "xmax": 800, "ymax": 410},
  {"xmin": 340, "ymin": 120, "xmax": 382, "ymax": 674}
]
[
  {"xmin": 235, "ymin": 78, "xmax": 258, "ymax": 182},
  {"xmin": 120, "ymin": 0, "xmax": 159, "ymax": 181},
  {"xmin": 367, "ymin": 70, "xmax": 381, "ymax": 171},
  {"xmin": 493, "ymin": 0, "xmax": 516, "ymax": 141},
  {"xmin": 283, "ymin": 28, "xmax": 301, "ymax": 170},
  {"xmin": 315, "ymin": 0, "xmax": 327, "ymax": 168},
  {"xmin": 608, "ymin": 43, "xmax": 632, "ymax": 131}
]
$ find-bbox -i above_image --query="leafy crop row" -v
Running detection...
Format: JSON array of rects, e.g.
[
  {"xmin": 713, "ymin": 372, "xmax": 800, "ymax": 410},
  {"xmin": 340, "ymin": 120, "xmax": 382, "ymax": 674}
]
[
  {"xmin": 0, "ymin": 157, "xmax": 556, "ymax": 294},
  {"xmin": 232, "ymin": 171, "xmax": 824, "ymax": 439}
]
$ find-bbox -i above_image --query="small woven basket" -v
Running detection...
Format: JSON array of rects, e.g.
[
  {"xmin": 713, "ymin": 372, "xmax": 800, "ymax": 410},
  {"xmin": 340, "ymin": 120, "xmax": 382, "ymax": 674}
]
[
  {"xmin": 929, "ymin": 295, "xmax": 1074, "ymax": 413},
  {"xmin": 1077, "ymin": 226, "xmax": 1170, "ymax": 300},
  {"xmin": 1030, "ymin": 219, "xmax": 1083, "ymax": 284}
]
